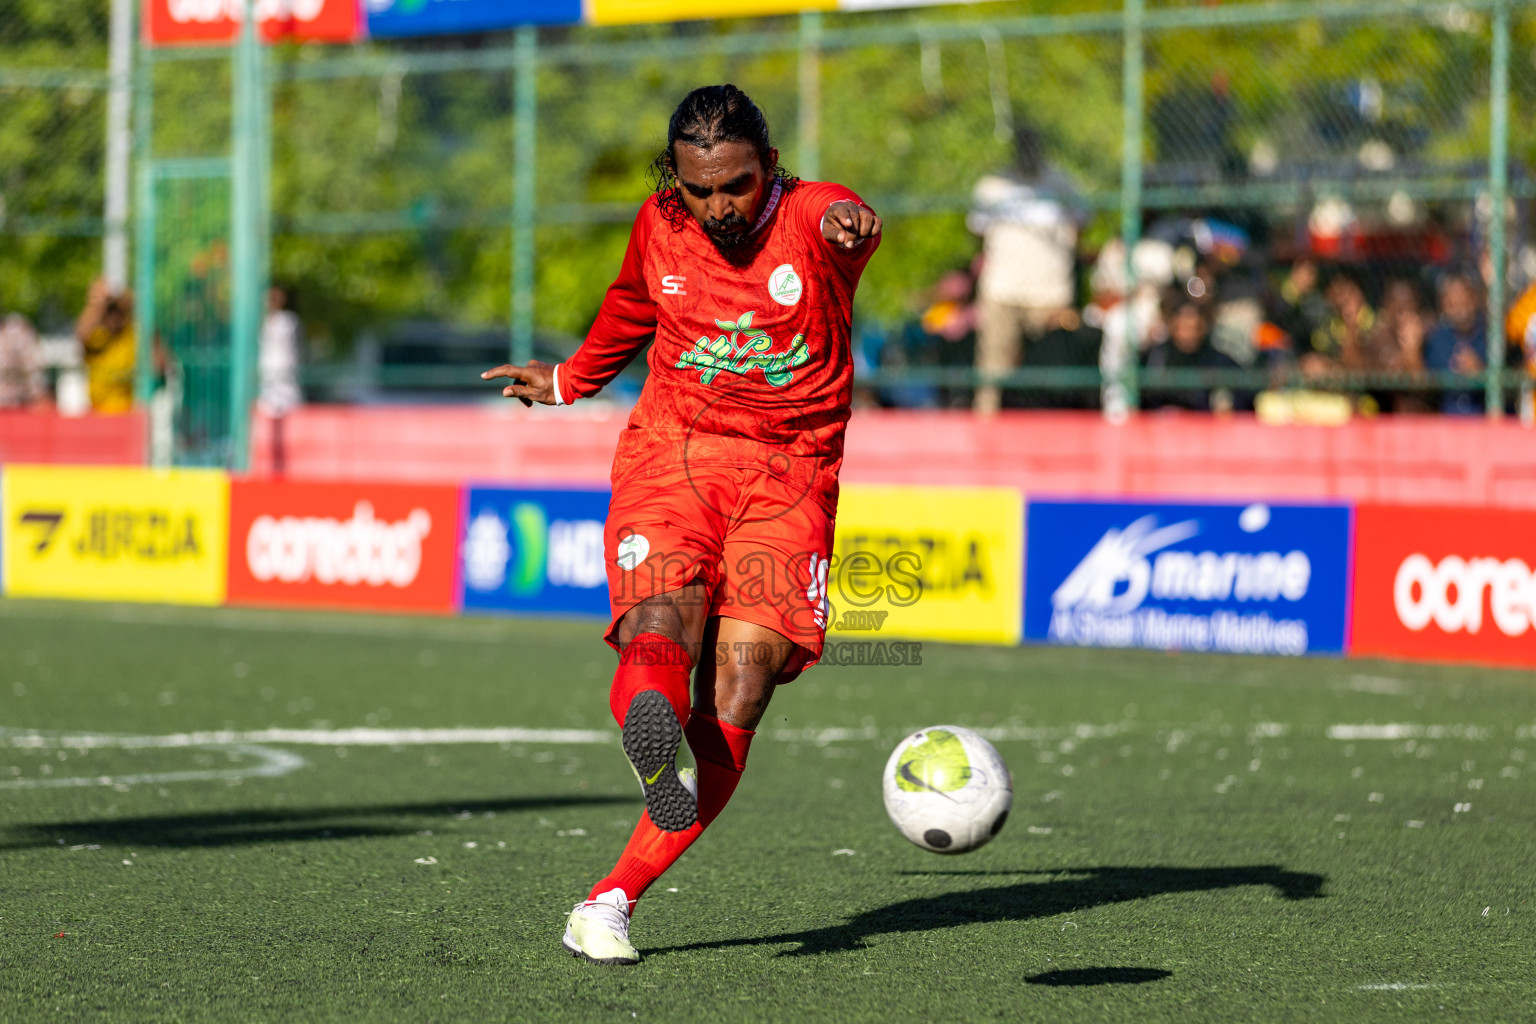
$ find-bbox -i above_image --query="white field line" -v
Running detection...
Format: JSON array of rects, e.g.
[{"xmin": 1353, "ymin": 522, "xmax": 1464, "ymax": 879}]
[
  {"xmin": 0, "ymin": 726, "xmax": 614, "ymax": 750},
  {"xmin": 1356, "ymin": 983, "xmax": 1441, "ymax": 991},
  {"xmin": 0, "ymin": 602, "xmax": 521, "ymax": 643},
  {"xmin": 767, "ymin": 722, "xmax": 1138, "ymax": 746},
  {"xmin": 0, "ymin": 743, "xmax": 305, "ymax": 790},
  {"xmin": 1326, "ymin": 724, "xmax": 1493, "ymax": 741}
]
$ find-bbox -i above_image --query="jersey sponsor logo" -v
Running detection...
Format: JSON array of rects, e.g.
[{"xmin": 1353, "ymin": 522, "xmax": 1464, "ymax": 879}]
[
  {"xmin": 615, "ymin": 532, "xmax": 650, "ymax": 571},
  {"xmin": 768, "ymin": 263, "xmax": 802, "ymax": 306},
  {"xmin": 660, "ymin": 275, "xmax": 687, "ymax": 296},
  {"xmin": 675, "ymin": 310, "xmax": 810, "ymax": 387}
]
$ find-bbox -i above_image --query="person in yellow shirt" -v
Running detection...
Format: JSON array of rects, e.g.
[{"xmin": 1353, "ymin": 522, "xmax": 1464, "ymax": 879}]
[{"xmin": 75, "ymin": 278, "xmax": 137, "ymax": 414}]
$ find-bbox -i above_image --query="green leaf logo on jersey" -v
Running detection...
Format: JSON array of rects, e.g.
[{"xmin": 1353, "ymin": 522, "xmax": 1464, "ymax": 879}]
[
  {"xmin": 676, "ymin": 310, "xmax": 810, "ymax": 387},
  {"xmin": 895, "ymin": 729, "xmax": 972, "ymax": 794}
]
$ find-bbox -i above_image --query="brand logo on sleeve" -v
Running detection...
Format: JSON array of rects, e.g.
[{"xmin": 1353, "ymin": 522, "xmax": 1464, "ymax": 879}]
[
  {"xmin": 661, "ymin": 275, "xmax": 687, "ymax": 296},
  {"xmin": 768, "ymin": 264, "xmax": 802, "ymax": 306}
]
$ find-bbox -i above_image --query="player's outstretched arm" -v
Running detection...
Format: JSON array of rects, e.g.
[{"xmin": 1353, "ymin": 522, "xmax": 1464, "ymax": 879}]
[
  {"xmin": 822, "ymin": 200, "xmax": 882, "ymax": 250},
  {"xmin": 481, "ymin": 359, "xmax": 557, "ymax": 407}
]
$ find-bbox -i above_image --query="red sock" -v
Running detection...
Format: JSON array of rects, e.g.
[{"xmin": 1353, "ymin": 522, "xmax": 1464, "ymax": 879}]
[
  {"xmin": 587, "ymin": 711, "xmax": 754, "ymax": 905},
  {"xmin": 609, "ymin": 632, "xmax": 692, "ymax": 728}
]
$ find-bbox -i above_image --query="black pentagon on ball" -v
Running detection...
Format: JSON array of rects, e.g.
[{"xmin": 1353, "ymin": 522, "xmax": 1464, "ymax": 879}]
[
  {"xmin": 990, "ymin": 809, "xmax": 1009, "ymax": 836},
  {"xmin": 923, "ymin": 828, "xmax": 953, "ymax": 849}
]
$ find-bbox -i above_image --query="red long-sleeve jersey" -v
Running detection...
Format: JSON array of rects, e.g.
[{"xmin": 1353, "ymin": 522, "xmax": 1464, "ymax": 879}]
[{"xmin": 555, "ymin": 178, "xmax": 879, "ymax": 510}]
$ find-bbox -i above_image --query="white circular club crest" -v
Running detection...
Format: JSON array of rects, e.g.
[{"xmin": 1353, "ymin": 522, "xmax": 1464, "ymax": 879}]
[
  {"xmin": 614, "ymin": 533, "xmax": 650, "ymax": 571},
  {"xmin": 768, "ymin": 264, "xmax": 803, "ymax": 307}
]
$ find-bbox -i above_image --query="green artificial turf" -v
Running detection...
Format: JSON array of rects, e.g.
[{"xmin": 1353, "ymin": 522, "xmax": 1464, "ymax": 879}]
[{"xmin": 0, "ymin": 597, "xmax": 1532, "ymax": 1022}]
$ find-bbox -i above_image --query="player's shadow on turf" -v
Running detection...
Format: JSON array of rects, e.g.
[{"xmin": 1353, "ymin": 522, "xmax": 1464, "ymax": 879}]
[
  {"xmin": 645, "ymin": 864, "xmax": 1324, "ymax": 958},
  {"xmin": 0, "ymin": 794, "xmax": 634, "ymax": 850}
]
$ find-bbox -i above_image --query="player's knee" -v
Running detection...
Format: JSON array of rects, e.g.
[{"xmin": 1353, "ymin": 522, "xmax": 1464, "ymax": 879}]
[{"xmin": 623, "ymin": 595, "xmax": 686, "ymax": 642}]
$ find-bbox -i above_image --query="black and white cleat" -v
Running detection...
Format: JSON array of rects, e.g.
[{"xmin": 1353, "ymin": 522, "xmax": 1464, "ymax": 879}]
[{"xmin": 621, "ymin": 690, "xmax": 698, "ymax": 832}]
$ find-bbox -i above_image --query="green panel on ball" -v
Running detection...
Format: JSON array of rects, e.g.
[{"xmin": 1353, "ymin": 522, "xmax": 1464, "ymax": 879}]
[{"xmin": 895, "ymin": 729, "xmax": 972, "ymax": 793}]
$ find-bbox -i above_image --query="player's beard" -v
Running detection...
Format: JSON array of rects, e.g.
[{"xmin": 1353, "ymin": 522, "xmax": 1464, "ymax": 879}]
[{"xmin": 702, "ymin": 212, "xmax": 753, "ymax": 258}]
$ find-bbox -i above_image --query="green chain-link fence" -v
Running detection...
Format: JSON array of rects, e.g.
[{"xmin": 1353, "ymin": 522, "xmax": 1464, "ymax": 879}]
[{"xmin": 3, "ymin": 0, "xmax": 1534, "ymax": 466}]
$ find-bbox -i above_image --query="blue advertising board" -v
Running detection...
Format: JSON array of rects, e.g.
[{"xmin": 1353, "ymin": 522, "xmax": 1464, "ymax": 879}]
[
  {"xmin": 460, "ymin": 486, "xmax": 611, "ymax": 617},
  {"xmin": 365, "ymin": 0, "xmax": 580, "ymax": 38},
  {"xmin": 1024, "ymin": 500, "xmax": 1352, "ymax": 656}
]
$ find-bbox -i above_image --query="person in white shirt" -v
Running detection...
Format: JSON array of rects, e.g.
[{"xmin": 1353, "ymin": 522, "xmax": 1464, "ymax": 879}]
[
  {"xmin": 967, "ymin": 127, "xmax": 1080, "ymax": 415},
  {"xmin": 258, "ymin": 286, "xmax": 302, "ymax": 474}
]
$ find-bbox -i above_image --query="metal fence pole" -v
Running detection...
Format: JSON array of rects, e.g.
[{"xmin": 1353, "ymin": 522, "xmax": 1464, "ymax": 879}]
[
  {"xmin": 132, "ymin": 41, "xmax": 155, "ymax": 412},
  {"xmin": 511, "ymin": 25, "xmax": 537, "ymax": 367},
  {"xmin": 229, "ymin": 0, "xmax": 261, "ymax": 470},
  {"xmin": 104, "ymin": 0, "xmax": 134, "ymax": 291},
  {"xmin": 1117, "ymin": 0, "xmax": 1144, "ymax": 416},
  {"xmin": 1487, "ymin": 0, "xmax": 1509, "ymax": 418},
  {"xmin": 798, "ymin": 10, "xmax": 822, "ymax": 181}
]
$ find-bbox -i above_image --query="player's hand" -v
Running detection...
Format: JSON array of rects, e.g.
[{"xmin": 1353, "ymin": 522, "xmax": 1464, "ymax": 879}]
[
  {"xmin": 481, "ymin": 359, "xmax": 557, "ymax": 407},
  {"xmin": 822, "ymin": 201, "xmax": 881, "ymax": 250}
]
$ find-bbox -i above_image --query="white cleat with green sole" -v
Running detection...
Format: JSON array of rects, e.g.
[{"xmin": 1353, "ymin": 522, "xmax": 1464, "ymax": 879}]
[{"xmin": 562, "ymin": 888, "xmax": 640, "ymax": 965}]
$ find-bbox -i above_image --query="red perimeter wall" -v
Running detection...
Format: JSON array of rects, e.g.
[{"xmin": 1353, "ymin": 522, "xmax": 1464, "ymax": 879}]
[
  {"xmin": 0, "ymin": 410, "xmax": 146, "ymax": 466},
  {"xmin": 249, "ymin": 406, "xmax": 1536, "ymax": 508}
]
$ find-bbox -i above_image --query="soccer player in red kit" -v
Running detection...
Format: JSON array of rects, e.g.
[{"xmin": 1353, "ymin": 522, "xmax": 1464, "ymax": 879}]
[{"xmin": 482, "ymin": 84, "xmax": 881, "ymax": 965}]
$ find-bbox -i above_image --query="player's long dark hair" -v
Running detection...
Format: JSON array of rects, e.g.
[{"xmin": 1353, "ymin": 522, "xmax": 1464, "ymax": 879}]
[{"xmin": 649, "ymin": 84, "xmax": 800, "ymax": 229}]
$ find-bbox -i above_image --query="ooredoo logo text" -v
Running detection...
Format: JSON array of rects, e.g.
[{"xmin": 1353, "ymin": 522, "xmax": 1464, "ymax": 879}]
[
  {"xmin": 246, "ymin": 501, "xmax": 431, "ymax": 588},
  {"xmin": 1394, "ymin": 553, "xmax": 1536, "ymax": 637}
]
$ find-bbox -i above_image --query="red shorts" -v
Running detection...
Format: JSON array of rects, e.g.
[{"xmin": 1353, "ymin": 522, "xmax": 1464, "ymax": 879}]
[{"xmin": 603, "ymin": 462, "xmax": 835, "ymax": 683}]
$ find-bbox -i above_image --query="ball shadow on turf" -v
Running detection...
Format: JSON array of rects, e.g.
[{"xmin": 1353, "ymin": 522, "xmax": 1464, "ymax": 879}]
[{"xmin": 643, "ymin": 864, "xmax": 1324, "ymax": 958}]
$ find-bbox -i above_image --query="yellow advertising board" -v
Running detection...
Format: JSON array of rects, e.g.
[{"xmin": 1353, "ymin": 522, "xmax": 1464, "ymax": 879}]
[
  {"xmin": 830, "ymin": 484, "xmax": 1022, "ymax": 646},
  {"xmin": 587, "ymin": 0, "xmax": 835, "ymax": 26},
  {"xmin": 2, "ymin": 466, "xmax": 229, "ymax": 605}
]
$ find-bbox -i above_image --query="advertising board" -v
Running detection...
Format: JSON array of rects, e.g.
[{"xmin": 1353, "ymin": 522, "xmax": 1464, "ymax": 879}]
[
  {"xmin": 227, "ymin": 479, "xmax": 459, "ymax": 613},
  {"xmin": 459, "ymin": 486, "xmax": 611, "ymax": 618},
  {"xmin": 1352, "ymin": 504, "xmax": 1536, "ymax": 668},
  {"xmin": 365, "ymin": 0, "xmax": 579, "ymax": 37},
  {"xmin": 144, "ymin": 0, "xmax": 362, "ymax": 46},
  {"xmin": 1024, "ymin": 500, "xmax": 1352, "ymax": 656},
  {"xmin": 831, "ymin": 485, "xmax": 1022, "ymax": 646},
  {"xmin": 2, "ymin": 466, "xmax": 228, "ymax": 605}
]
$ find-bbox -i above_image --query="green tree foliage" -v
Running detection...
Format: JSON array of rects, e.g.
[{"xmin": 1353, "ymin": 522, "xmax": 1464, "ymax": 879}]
[{"xmin": 0, "ymin": 0, "xmax": 1526, "ymax": 344}]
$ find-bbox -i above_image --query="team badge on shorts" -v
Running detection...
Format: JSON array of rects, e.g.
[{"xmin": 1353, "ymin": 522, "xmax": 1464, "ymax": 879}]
[
  {"xmin": 769, "ymin": 264, "xmax": 802, "ymax": 307},
  {"xmin": 615, "ymin": 533, "xmax": 650, "ymax": 571}
]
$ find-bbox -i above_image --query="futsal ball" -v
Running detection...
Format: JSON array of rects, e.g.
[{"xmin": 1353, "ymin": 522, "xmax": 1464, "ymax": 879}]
[{"xmin": 882, "ymin": 725, "xmax": 1013, "ymax": 854}]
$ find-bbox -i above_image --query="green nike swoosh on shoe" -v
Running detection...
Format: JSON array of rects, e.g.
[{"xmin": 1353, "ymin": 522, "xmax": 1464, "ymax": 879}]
[{"xmin": 621, "ymin": 690, "xmax": 698, "ymax": 832}]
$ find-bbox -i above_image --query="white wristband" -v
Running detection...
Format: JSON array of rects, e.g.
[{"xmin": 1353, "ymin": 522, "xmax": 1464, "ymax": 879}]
[{"xmin": 552, "ymin": 363, "xmax": 567, "ymax": 406}]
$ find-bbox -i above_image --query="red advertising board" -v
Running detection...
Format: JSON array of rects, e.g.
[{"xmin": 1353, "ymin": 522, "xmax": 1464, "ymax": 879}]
[
  {"xmin": 1352, "ymin": 504, "xmax": 1536, "ymax": 668},
  {"xmin": 144, "ymin": 0, "xmax": 362, "ymax": 46},
  {"xmin": 227, "ymin": 480, "xmax": 459, "ymax": 613}
]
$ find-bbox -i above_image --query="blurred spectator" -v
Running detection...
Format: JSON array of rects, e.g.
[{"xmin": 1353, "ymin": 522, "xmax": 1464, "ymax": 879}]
[
  {"xmin": 259, "ymin": 285, "xmax": 304, "ymax": 476},
  {"xmin": 75, "ymin": 278, "xmax": 137, "ymax": 414},
  {"xmin": 1300, "ymin": 268, "xmax": 1375, "ymax": 379},
  {"xmin": 917, "ymin": 269, "xmax": 978, "ymax": 408},
  {"xmin": 1085, "ymin": 238, "xmax": 1170, "ymax": 421},
  {"xmin": 1369, "ymin": 279, "xmax": 1432, "ymax": 414},
  {"xmin": 1268, "ymin": 258, "xmax": 1329, "ymax": 354},
  {"xmin": 967, "ymin": 126, "xmax": 1079, "ymax": 415},
  {"xmin": 1210, "ymin": 261, "xmax": 1265, "ymax": 368},
  {"xmin": 1142, "ymin": 292, "xmax": 1245, "ymax": 413},
  {"xmin": 1504, "ymin": 278, "xmax": 1536, "ymax": 424},
  {"xmin": 259, "ymin": 285, "xmax": 303, "ymax": 416},
  {"xmin": 0, "ymin": 313, "xmax": 47, "ymax": 409},
  {"xmin": 1424, "ymin": 271, "xmax": 1487, "ymax": 415}
]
